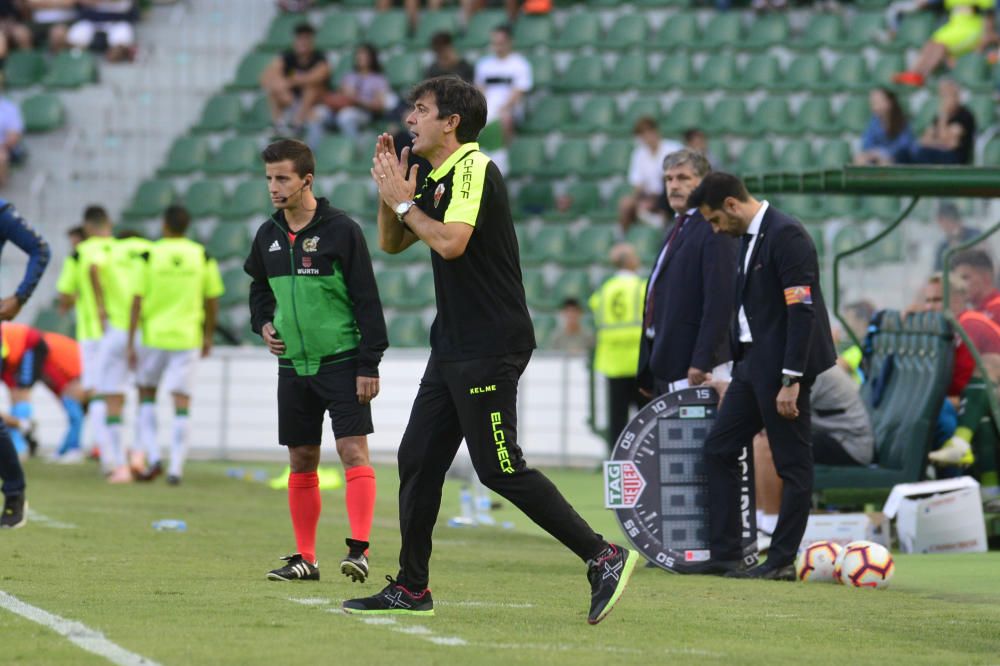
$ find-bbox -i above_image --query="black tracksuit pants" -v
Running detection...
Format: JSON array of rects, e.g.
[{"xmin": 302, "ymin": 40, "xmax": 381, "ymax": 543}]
[
  {"xmin": 396, "ymin": 351, "xmax": 606, "ymax": 590},
  {"xmin": 0, "ymin": 419, "xmax": 25, "ymax": 497},
  {"xmin": 606, "ymin": 376, "xmax": 647, "ymax": 455}
]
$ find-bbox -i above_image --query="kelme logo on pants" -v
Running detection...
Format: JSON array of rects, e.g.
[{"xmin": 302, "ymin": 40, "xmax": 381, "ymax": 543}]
[{"xmin": 490, "ymin": 412, "xmax": 515, "ymax": 474}]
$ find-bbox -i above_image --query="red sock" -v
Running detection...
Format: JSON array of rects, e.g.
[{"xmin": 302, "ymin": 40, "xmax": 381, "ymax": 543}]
[
  {"xmin": 345, "ymin": 465, "xmax": 376, "ymax": 543},
  {"xmin": 288, "ymin": 472, "xmax": 321, "ymax": 564}
]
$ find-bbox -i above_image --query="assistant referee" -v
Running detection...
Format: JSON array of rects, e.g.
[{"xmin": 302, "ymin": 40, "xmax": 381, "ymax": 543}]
[{"xmin": 342, "ymin": 77, "xmax": 637, "ymax": 624}]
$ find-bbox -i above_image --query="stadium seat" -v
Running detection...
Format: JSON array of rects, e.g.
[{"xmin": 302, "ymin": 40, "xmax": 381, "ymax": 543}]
[
  {"xmin": 600, "ymin": 52, "xmax": 648, "ymax": 92},
  {"xmin": 387, "ymin": 314, "xmax": 428, "ymax": 348},
  {"xmin": 821, "ymin": 54, "xmax": 869, "ymax": 91},
  {"xmin": 625, "ymin": 225, "xmax": 663, "ymax": 265},
  {"xmin": 315, "ymin": 12, "xmax": 359, "ymax": 50},
  {"xmin": 259, "ymin": 12, "xmax": 302, "ymax": 51},
  {"xmin": 538, "ymin": 138, "xmax": 590, "ymax": 179},
  {"xmin": 562, "ymin": 96, "xmax": 618, "ymax": 135},
  {"xmin": 5, "ymin": 50, "xmax": 45, "ymax": 88},
  {"xmin": 967, "ymin": 96, "xmax": 998, "ymax": 130},
  {"xmin": 817, "ymin": 140, "xmax": 853, "ymax": 168},
  {"xmin": 220, "ymin": 180, "xmax": 272, "ymax": 220},
  {"xmin": 206, "ymin": 137, "xmax": 260, "ymax": 175},
  {"xmin": 700, "ymin": 13, "xmax": 743, "ymax": 49},
  {"xmin": 893, "ymin": 12, "xmax": 936, "ymax": 50},
  {"xmin": 521, "ymin": 227, "xmax": 570, "ymax": 266},
  {"xmin": 33, "ymin": 306, "xmax": 74, "ymax": 338},
  {"xmin": 183, "ymin": 180, "xmax": 227, "ymax": 219},
  {"xmin": 547, "ymin": 271, "xmax": 593, "ymax": 309},
  {"xmin": 236, "ymin": 96, "xmax": 272, "ymax": 134},
  {"xmin": 551, "ymin": 11, "xmax": 600, "ymax": 50},
  {"xmin": 752, "ymin": 98, "xmax": 795, "ymax": 135},
  {"xmin": 207, "ymin": 223, "xmax": 252, "ymax": 260},
  {"xmin": 384, "ymin": 53, "xmax": 421, "ymax": 90},
  {"xmin": 366, "ymin": 10, "xmax": 408, "ymax": 50},
  {"xmin": 528, "ymin": 53, "xmax": 554, "ymax": 90},
  {"xmin": 516, "ymin": 181, "xmax": 555, "ymax": 216},
  {"xmin": 781, "ymin": 194, "xmax": 827, "ymax": 223},
  {"xmin": 313, "ymin": 135, "xmax": 355, "ymax": 173},
  {"xmin": 735, "ymin": 140, "xmax": 775, "ymax": 174},
  {"xmin": 399, "ymin": 270, "xmax": 436, "ymax": 309},
  {"xmin": 42, "ymin": 50, "xmax": 96, "ymax": 88},
  {"xmin": 599, "ymin": 14, "xmax": 648, "ymax": 50},
  {"xmin": 983, "ymin": 138, "xmax": 1000, "ymax": 166},
  {"xmin": 872, "ymin": 53, "xmax": 905, "ymax": 86},
  {"xmin": 455, "ymin": 9, "xmax": 507, "ymax": 49},
  {"xmin": 545, "ymin": 182, "xmax": 601, "ymax": 224},
  {"xmin": 229, "ymin": 52, "xmax": 275, "ymax": 91},
  {"xmin": 737, "ymin": 54, "xmax": 781, "ymax": 91},
  {"xmin": 508, "ymin": 137, "xmax": 547, "ymax": 178},
  {"xmin": 193, "ymin": 94, "xmax": 243, "ymax": 133},
  {"xmin": 581, "ymin": 138, "xmax": 632, "ymax": 179},
  {"xmin": 703, "ymin": 97, "xmax": 747, "ymax": 135},
  {"xmin": 660, "ymin": 98, "xmax": 706, "ymax": 134},
  {"xmin": 793, "ymin": 13, "xmax": 844, "ymax": 50},
  {"xmin": 376, "ymin": 268, "xmax": 411, "ymax": 308},
  {"xmin": 565, "ymin": 226, "xmax": 616, "ymax": 267},
  {"xmin": 640, "ymin": 53, "xmax": 693, "ymax": 91},
  {"xmin": 838, "ymin": 95, "xmax": 872, "ymax": 134},
  {"xmin": 123, "ymin": 179, "xmax": 177, "ymax": 221},
  {"xmin": 952, "ymin": 53, "xmax": 994, "ymax": 92},
  {"xmin": 653, "ymin": 11, "xmax": 699, "ymax": 50},
  {"xmin": 796, "ymin": 97, "xmax": 837, "ymax": 136},
  {"xmin": 411, "ymin": 10, "xmax": 458, "ymax": 48},
  {"xmin": 690, "ymin": 52, "xmax": 738, "ymax": 91},
  {"xmin": 532, "ymin": 313, "xmax": 558, "ymax": 348},
  {"xmin": 330, "ymin": 180, "xmax": 371, "ymax": 217},
  {"xmin": 777, "ymin": 140, "xmax": 814, "ymax": 171},
  {"xmin": 160, "ymin": 136, "xmax": 210, "ymax": 176},
  {"xmin": 620, "ymin": 96, "xmax": 665, "ymax": 132},
  {"xmin": 521, "ymin": 269, "xmax": 550, "ymax": 309},
  {"xmin": 21, "ymin": 93, "xmax": 64, "ymax": 133},
  {"xmin": 743, "ymin": 14, "xmax": 789, "ymax": 50},
  {"xmin": 842, "ymin": 11, "xmax": 886, "ymax": 50},
  {"xmin": 553, "ymin": 54, "xmax": 603, "ymax": 93},
  {"xmin": 220, "ymin": 267, "xmax": 250, "ymax": 308},
  {"xmin": 773, "ymin": 53, "xmax": 824, "ymax": 92},
  {"xmin": 521, "ymin": 96, "xmax": 571, "ymax": 134},
  {"xmin": 513, "ymin": 15, "xmax": 554, "ymax": 49},
  {"xmin": 863, "ymin": 196, "xmax": 902, "ymax": 221}
]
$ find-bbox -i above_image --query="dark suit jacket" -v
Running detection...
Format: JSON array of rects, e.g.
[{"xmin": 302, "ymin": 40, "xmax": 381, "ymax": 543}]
[
  {"xmin": 732, "ymin": 204, "xmax": 836, "ymax": 383},
  {"xmin": 637, "ymin": 211, "xmax": 739, "ymax": 389}
]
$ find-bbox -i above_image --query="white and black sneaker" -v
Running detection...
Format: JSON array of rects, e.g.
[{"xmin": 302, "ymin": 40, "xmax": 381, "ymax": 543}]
[
  {"xmin": 266, "ymin": 553, "xmax": 319, "ymax": 581},
  {"xmin": 341, "ymin": 538, "xmax": 369, "ymax": 583},
  {"xmin": 0, "ymin": 494, "xmax": 26, "ymax": 529}
]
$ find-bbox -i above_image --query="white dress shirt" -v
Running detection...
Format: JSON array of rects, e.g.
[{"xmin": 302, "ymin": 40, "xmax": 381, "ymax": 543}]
[{"xmin": 737, "ymin": 200, "xmax": 768, "ymax": 343}]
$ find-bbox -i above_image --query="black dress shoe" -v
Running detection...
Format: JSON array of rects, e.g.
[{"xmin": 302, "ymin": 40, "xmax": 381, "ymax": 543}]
[
  {"xmin": 695, "ymin": 559, "xmax": 745, "ymax": 576},
  {"xmin": 725, "ymin": 562, "xmax": 795, "ymax": 581}
]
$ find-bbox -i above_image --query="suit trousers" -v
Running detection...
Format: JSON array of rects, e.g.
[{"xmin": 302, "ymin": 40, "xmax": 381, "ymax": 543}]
[
  {"xmin": 704, "ymin": 351, "xmax": 814, "ymax": 567},
  {"xmin": 606, "ymin": 376, "xmax": 647, "ymax": 454},
  {"xmin": 395, "ymin": 351, "xmax": 606, "ymax": 589}
]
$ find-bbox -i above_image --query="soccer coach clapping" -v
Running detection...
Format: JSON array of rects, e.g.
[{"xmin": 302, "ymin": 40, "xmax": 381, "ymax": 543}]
[{"xmin": 690, "ymin": 173, "xmax": 836, "ymax": 580}]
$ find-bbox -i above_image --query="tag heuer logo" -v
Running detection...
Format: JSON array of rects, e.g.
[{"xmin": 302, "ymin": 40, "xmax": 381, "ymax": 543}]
[
  {"xmin": 268, "ymin": 240, "xmax": 281, "ymax": 252},
  {"xmin": 604, "ymin": 461, "xmax": 646, "ymax": 509},
  {"xmin": 303, "ymin": 236, "xmax": 320, "ymax": 253},
  {"xmin": 433, "ymin": 183, "xmax": 445, "ymax": 208}
]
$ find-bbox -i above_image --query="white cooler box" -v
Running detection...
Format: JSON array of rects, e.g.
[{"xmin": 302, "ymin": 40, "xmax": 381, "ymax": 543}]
[
  {"xmin": 883, "ymin": 477, "xmax": 988, "ymax": 554},
  {"xmin": 798, "ymin": 512, "xmax": 890, "ymax": 551}
]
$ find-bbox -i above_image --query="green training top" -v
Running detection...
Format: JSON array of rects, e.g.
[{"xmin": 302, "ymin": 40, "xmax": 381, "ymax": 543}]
[
  {"xmin": 56, "ymin": 236, "xmax": 114, "ymax": 342},
  {"xmin": 137, "ymin": 237, "xmax": 225, "ymax": 351}
]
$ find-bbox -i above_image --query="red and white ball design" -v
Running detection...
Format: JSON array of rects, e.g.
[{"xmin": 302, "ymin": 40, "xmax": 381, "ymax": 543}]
[
  {"xmin": 834, "ymin": 540, "xmax": 895, "ymax": 589},
  {"xmin": 795, "ymin": 540, "xmax": 843, "ymax": 583}
]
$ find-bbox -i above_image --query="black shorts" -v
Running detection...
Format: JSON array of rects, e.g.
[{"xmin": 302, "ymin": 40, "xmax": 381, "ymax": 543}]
[{"xmin": 277, "ymin": 360, "xmax": 373, "ymax": 446}]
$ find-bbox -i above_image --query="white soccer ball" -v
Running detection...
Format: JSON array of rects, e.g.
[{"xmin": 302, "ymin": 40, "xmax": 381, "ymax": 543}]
[
  {"xmin": 834, "ymin": 540, "xmax": 895, "ymax": 589},
  {"xmin": 795, "ymin": 540, "xmax": 843, "ymax": 583}
]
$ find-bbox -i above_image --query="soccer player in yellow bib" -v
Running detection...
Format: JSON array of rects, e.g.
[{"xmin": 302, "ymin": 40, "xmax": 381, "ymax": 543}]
[
  {"xmin": 127, "ymin": 205, "xmax": 224, "ymax": 485},
  {"xmin": 894, "ymin": 0, "xmax": 996, "ymax": 86}
]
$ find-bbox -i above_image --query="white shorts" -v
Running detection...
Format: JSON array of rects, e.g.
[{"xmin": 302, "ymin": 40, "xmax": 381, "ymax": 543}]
[
  {"xmin": 80, "ymin": 339, "xmax": 103, "ymax": 392},
  {"xmin": 137, "ymin": 348, "xmax": 199, "ymax": 396},
  {"xmin": 67, "ymin": 20, "xmax": 135, "ymax": 48},
  {"xmin": 97, "ymin": 326, "xmax": 131, "ymax": 395}
]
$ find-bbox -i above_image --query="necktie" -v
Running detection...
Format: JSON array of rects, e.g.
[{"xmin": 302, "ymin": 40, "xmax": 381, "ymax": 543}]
[
  {"xmin": 643, "ymin": 214, "xmax": 687, "ymax": 330},
  {"xmin": 737, "ymin": 232, "xmax": 753, "ymax": 303}
]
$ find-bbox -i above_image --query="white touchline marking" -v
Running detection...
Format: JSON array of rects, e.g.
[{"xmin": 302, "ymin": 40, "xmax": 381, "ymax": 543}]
[
  {"xmin": 361, "ymin": 617, "xmax": 398, "ymax": 626},
  {"xmin": 392, "ymin": 625, "xmax": 432, "ymax": 635},
  {"xmin": 26, "ymin": 509, "xmax": 77, "ymax": 529},
  {"xmin": 428, "ymin": 637, "xmax": 468, "ymax": 646},
  {"xmin": 436, "ymin": 600, "xmax": 534, "ymax": 609},
  {"xmin": 288, "ymin": 598, "xmax": 331, "ymax": 606},
  {"xmin": 0, "ymin": 590, "xmax": 161, "ymax": 666}
]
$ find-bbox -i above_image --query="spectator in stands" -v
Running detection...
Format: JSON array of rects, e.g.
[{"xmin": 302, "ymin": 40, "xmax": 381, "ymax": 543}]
[
  {"xmin": 0, "ymin": 1, "xmax": 30, "ymax": 52},
  {"xmin": 934, "ymin": 201, "xmax": 979, "ymax": 269},
  {"xmin": 424, "ymin": 31, "xmax": 474, "ymax": 83},
  {"xmin": 894, "ymin": 0, "xmax": 996, "ymax": 87},
  {"xmin": 951, "ymin": 249, "xmax": 1000, "ymax": 320},
  {"xmin": 66, "ymin": 0, "xmax": 137, "ymax": 62},
  {"xmin": 547, "ymin": 297, "xmax": 594, "ymax": 354},
  {"xmin": 617, "ymin": 116, "xmax": 682, "ymax": 236},
  {"xmin": 903, "ymin": 79, "xmax": 976, "ymax": 164},
  {"xmin": 261, "ymin": 22, "xmax": 329, "ymax": 136},
  {"xmin": 682, "ymin": 127, "xmax": 719, "ymax": 169},
  {"xmin": 853, "ymin": 87, "xmax": 915, "ymax": 166},
  {"xmin": 27, "ymin": 0, "xmax": 76, "ymax": 52},
  {"xmin": 376, "ymin": 0, "xmax": 496, "ymax": 32},
  {"xmin": 474, "ymin": 24, "xmax": 532, "ymax": 144},
  {"xmin": 307, "ymin": 43, "xmax": 389, "ymax": 147},
  {"xmin": 0, "ymin": 87, "xmax": 25, "ymax": 188}
]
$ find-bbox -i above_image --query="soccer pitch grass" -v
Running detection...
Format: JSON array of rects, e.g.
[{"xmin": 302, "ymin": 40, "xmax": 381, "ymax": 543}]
[{"xmin": 2, "ymin": 461, "xmax": 999, "ymax": 666}]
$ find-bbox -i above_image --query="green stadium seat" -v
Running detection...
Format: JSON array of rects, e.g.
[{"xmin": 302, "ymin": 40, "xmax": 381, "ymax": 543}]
[
  {"xmin": 654, "ymin": 11, "xmax": 699, "ymax": 50},
  {"xmin": 411, "ymin": 10, "xmax": 458, "ymax": 48},
  {"xmin": 398, "ymin": 270, "xmax": 436, "ymax": 309},
  {"xmin": 376, "ymin": 268, "xmax": 411, "ymax": 308},
  {"xmin": 184, "ymin": 180, "xmax": 227, "ymax": 219},
  {"xmin": 796, "ymin": 98, "xmax": 837, "ymax": 136},
  {"xmin": 893, "ymin": 12, "xmax": 936, "ymax": 50},
  {"xmin": 774, "ymin": 54, "xmax": 824, "ymax": 92},
  {"xmin": 640, "ymin": 53, "xmax": 693, "ymax": 91},
  {"xmin": 620, "ymin": 96, "xmax": 664, "ymax": 132},
  {"xmin": 219, "ymin": 267, "xmax": 250, "ymax": 308},
  {"xmin": 42, "ymin": 51, "xmax": 96, "ymax": 88},
  {"xmin": 744, "ymin": 14, "xmax": 789, "ymax": 50},
  {"xmin": 508, "ymin": 138, "xmax": 547, "ymax": 178},
  {"xmin": 842, "ymin": 11, "xmax": 886, "ymax": 50},
  {"xmin": 21, "ymin": 93, "xmax": 64, "ymax": 133},
  {"xmin": 863, "ymin": 196, "xmax": 902, "ymax": 221},
  {"xmin": 818, "ymin": 140, "xmax": 853, "ymax": 168},
  {"xmin": 690, "ymin": 52, "xmax": 738, "ymax": 91},
  {"xmin": 704, "ymin": 96, "xmax": 747, "ymax": 135},
  {"xmin": 553, "ymin": 55, "xmax": 603, "ymax": 93},
  {"xmin": 259, "ymin": 12, "xmax": 303, "ymax": 51},
  {"xmin": 700, "ymin": 13, "xmax": 743, "ymax": 50},
  {"xmin": 625, "ymin": 226, "xmax": 663, "ymax": 265},
  {"xmin": 563, "ymin": 96, "xmax": 618, "ymax": 135},
  {"xmin": 206, "ymin": 137, "xmax": 260, "ymax": 175},
  {"xmin": 600, "ymin": 14, "xmax": 648, "ymax": 50},
  {"xmin": 597, "ymin": 182, "xmax": 634, "ymax": 222},
  {"xmin": 513, "ymin": 15, "xmax": 554, "ymax": 49},
  {"xmin": 236, "ymin": 96, "xmax": 272, "ymax": 134},
  {"xmin": 455, "ymin": 9, "xmax": 507, "ymax": 49},
  {"xmin": 838, "ymin": 95, "xmax": 872, "ymax": 134},
  {"xmin": 220, "ymin": 180, "xmax": 272, "ymax": 220},
  {"xmin": 967, "ymin": 96, "xmax": 998, "ymax": 130},
  {"xmin": 532, "ymin": 313, "xmax": 558, "ymax": 348},
  {"xmin": 806, "ymin": 224, "xmax": 826, "ymax": 263},
  {"xmin": 477, "ymin": 120, "xmax": 503, "ymax": 152},
  {"xmin": 735, "ymin": 140, "xmax": 775, "ymax": 174},
  {"xmin": 564, "ymin": 226, "xmax": 616, "ymax": 267},
  {"xmin": 207, "ymin": 223, "xmax": 251, "ymax": 260},
  {"xmin": 33, "ymin": 305, "xmax": 74, "ymax": 338},
  {"xmin": 822, "ymin": 54, "xmax": 869, "ymax": 91},
  {"xmin": 516, "ymin": 182, "xmax": 555, "ymax": 216},
  {"xmin": 753, "ymin": 98, "xmax": 795, "ymax": 135},
  {"xmin": 366, "ymin": 10, "xmax": 408, "ymax": 50},
  {"xmin": 600, "ymin": 52, "xmax": 648, "ymax": 92},
  {"xmin": 661, "ymin": 98, "xmax": 706, "ymax": 134},
  {"xmin": 229, "ymin": 52, "xmax": 275, "ymax": 91},
  {"xmin": 330, "ymin": 181, "xmax": 371, "ymax": 217},
  {"xmin": 545, "ymin": 182, "xmax": 600, "ymax": 224},
  {"xmin": 794, "ymin": 14, "xmax": 844, "ymax": 50},
  {"xmin": 582, "ymin": 138, "xmax": 632, "ymax": 179},
  {"xmin": 521, "ymin": 227, "xmax": 570, "ymax": 266},
  {"xmin": 952, "ymin": 53, "xmax": 993, "ymax": 92},
  {"xmin": 387, "ymin": 314, "xmax": 428, "ymax": 348},
  {"xmin": 521, "ymin": 269, "xmax": 550, "ymax": 310},
  {"xmin": 123, "ymin": 179, "xmax": 176, "ymax": 221},
  {"xmin": 5, "ymin": 50, "xmax": 45, "ymax": 88},
  {"xmin": 314, "ymin": 135, "xmax": 356, "ymax": 172},
  {"xmin": 159, "ymin": 136, "xmax": 210, "ymax": 176},
  {"xmin": 548, "ymin": 271, "xmax": 593, "ymax": 308},
  {"xmin": 522, "ymin": 96, "xmax": 572, "ymax": 134},
  {"xmin": 193, "ymin": 94, "xmax": 243, "ymax": 133},
  {"xmin": 824, "ymin": 194, "xmax": 860, "ymax": 220},
  {"xmin": 781, "ymin": 194, "xmax": 827, "ymax": 223},
  {"xmin": 538, "ymin": 138, "xmax": 590, "ymax": 179},
  {"xmin": 737, "ymin": 54, "xmax": 781, "ymax": 91},
  {"xmin": 551, "ymin": 11, "xmax": 600, "ymax": 50},
  {"xmin": 872, "ymin": 53, "xmax": 905, "ymax": 86},
  {"xmin": 983, "ymin": 138, "xmax": 1000, "ymax": 166},
  {"xmin": 316, "ymin": 12, "xmax": 359, "ymax": 50},
  {"xmin": 384, "ymin": 53, "xmax": 421, "ymax": 90},
  {"xmin": 528, "ymin": 53, "xmax": 554, "ymax": 90}
]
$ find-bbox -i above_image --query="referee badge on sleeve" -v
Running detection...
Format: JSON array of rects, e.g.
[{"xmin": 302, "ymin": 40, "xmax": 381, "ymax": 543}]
[
  {"xmin": 784, "ymin": 286, "xmax": 812, "ymax": 305},
  {"xmin": 433, "ymin": 183, "xmax": 445, "ymax": 208}
]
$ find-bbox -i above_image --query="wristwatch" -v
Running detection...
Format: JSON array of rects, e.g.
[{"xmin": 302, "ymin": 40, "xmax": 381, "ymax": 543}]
[
  {"xmin": 781, "ymin": 374, "xmax": 800, "ymax": 387},
  {"xmin": 394, "ymin": 200, "xmax": 416, "ymax": 222}
]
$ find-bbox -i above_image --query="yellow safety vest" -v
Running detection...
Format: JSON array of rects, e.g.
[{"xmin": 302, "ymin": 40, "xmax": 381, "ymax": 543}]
[{"xmin": 589, "ymin": 273, "xmax": 647, "ymax": 378}]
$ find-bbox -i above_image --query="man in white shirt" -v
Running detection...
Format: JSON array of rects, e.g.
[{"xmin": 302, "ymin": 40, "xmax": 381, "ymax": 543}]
[
  {"xmin": 474, "ymin": 24, "xmax": 532, "ymax": 144},
  {"xmin": 28, "ymin": 0, "xmax": 78, "ymax": 52},
  {"xmin": 67, "ymin": 0, "xmax": 135, "ymax": 62},
  {"xmin": 617, "ymin": 116, "xmax": 682, "ymax": 236}
]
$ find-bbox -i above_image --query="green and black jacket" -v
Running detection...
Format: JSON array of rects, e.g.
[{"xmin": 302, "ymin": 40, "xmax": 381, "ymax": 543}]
[{"xmin": 244, "ymin": 198, "xmax": 388, "ymax": 377}]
